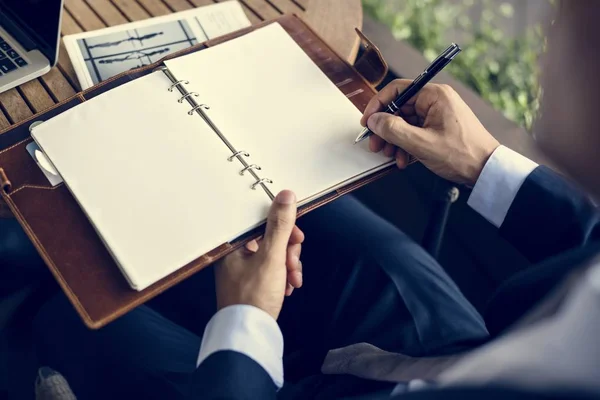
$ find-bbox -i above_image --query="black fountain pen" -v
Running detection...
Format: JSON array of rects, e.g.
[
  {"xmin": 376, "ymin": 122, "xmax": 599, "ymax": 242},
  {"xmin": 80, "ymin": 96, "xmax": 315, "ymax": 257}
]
[{"xmin": 355, "ymin": 43, "xmax": 461, "ymax": 144}]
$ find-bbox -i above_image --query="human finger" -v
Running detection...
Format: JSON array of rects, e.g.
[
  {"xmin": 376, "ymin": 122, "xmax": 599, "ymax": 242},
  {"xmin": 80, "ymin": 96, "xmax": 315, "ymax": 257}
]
[
  {"xmin": 360, "ymin": 80, "xmax": 418, "ymax": 125},
  {"xmin": 289, "ymin": 225, "xmax": 305, "ymax": 245},
  {"xmin": 369, "ymin": 134, "xmax": 386, "ymax": 153},
  {"xmin": 395, "ymin": 148, "xmax": 410, "ymax": 169},
  {"xmin": 367, "ymin": 113, "xmax": 429, "ymax": 153},
  {"xmin": 261, "ymin": 190, "xmax": 297, "ymax": 258},
  {"xmin": 244, "ymin": 239, "xmax": 259, "ymax": 253},
  {"xmin": 286, "ymin": 244, "xmax": 303, "ymax": 288},
  {"xmin": 285, "ymin": 283, "xmax": 294, "ymax": 296},
  {"xmin": 383, "ymin": 142, "xmax": 397, "ymax": 158}
]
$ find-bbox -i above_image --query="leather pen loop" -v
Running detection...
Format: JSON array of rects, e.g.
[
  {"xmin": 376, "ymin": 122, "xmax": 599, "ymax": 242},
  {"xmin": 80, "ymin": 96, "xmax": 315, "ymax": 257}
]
[{"xmin": 0, "ymin": 168, "xmax": 12, "ymax": 194}]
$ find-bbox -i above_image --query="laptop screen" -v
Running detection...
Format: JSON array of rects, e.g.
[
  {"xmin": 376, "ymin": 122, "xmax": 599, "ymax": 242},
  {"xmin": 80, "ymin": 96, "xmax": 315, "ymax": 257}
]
[{"xmin": 0, "ymin": 0, "xmax": 62, "ymax": 63}]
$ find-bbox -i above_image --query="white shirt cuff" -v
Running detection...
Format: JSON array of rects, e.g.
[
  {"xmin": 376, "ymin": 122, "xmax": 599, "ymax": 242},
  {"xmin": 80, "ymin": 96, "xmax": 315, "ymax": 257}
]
[
  {"xmin": 197, "ymin": 305, "xmax": 284, "ymax": 388},
  {"xmin": 467, "ymin": 145, "xmax": 538, "ymax": 228}
]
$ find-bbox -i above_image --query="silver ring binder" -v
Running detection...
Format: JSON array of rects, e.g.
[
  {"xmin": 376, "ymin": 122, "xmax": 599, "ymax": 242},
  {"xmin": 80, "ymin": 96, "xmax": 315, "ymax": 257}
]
[
  {"xmin": 178, "ymin": 92, "xmax": 199, "ymax": 103},
  {"xmin": 227, "ymin": 151, "xmax": 250, "ymax": 162},
  {"xmin": 239, "ymin": 164, "xmax": 262, "ymax": 175},
  {"xmin": 168, "ymin": 80, "xmax": 189, "ymax": 92},
  {"xmin": 188, "ymin": 104, "xmax": 210, "ymax": 115},
  {"xmin": 251, "ymin": 178, "xmax": 273, "ymax": 190},
  {"xmin": 159, "ymin": 66, "xmax": 275, "ymax": 200}
]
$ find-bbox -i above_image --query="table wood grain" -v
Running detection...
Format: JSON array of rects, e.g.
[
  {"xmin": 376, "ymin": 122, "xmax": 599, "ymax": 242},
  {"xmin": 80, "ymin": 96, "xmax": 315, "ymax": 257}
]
[{"xmin": 0, "ymin": 0, "xmax": 362, "ymax": 133}]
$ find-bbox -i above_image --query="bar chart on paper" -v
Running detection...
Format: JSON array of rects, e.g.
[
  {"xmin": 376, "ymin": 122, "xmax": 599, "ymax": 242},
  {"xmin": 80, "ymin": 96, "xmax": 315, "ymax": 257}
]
[
  {"xmin": 64, "ymin": 2, "xmax": 252, "ymax": 89},
  {"xmin": 77, "ymin": 20, "xmax": 198, "ymax": 86}
]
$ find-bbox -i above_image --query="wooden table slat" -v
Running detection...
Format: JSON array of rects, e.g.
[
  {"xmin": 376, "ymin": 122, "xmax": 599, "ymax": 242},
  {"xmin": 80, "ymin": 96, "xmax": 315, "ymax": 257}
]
[
  {"xmin": 266, "ymin": 0, "xmax": 304, "ymax": 15},
  {"xmin": 137, "ymin": 0, "xmax": 172, "ymax": 17},
  {"xmin": 0, "ymin": 111, "xmax": 11, "ymax": 130},
  {"xmin": 161, "ymin": 0, "xmax": 194, "ymax": 12},
  {"xmin": 188, "ymin": 0, "xmax": 220, "ymax": 7},
  {"xmin": 60, "ymin": 7, "xmax": 85, "ymax": 35},
  {"xmin": 64, "ymin": 0, "xmax": 107, "ymax": 31},
  {"xmin": 111, "ymin": 0, "xmax": 151, "ymax": 21},
  {"xmin": 213, "ymin": 0, "xmax": 262, "ymax": 24},
  {"xmin": 295, "ymin": 0, "xmax": 309, "ymax": 9},
  {"xmin": 240, "ymin": 0, "xmax": 281, "ymax": 20},
  {"xmin": 57, "ymin": 41, "xmax": 81, "ymax": 89},
  {"xmin": 17, "ymin": 75, "xmax": 63, "ymax": 118},
  {"xmin": 236, "ymin": 2, "xmax": 262, "ymax": 24},
  {"xmin": 18, "ymin": 79, "xmax": 55, "ymax": 113},
  {"xmin": 0, "ymin": 89, "xmax": 33, "ymax": 124},
  {"xmin": 304, "ymin": 0, "xmax": 362, "ymax": 63},
  {"xmin": 58, "ymin": 6, "xmax": 86, "ymax": 92},
  {"xmin": 86, "ymin": 0, "xmax": 129, "ymax": 25},
  {"xmin": 40, "ymin": 67, "xmax": 78, "ymax": 101}
]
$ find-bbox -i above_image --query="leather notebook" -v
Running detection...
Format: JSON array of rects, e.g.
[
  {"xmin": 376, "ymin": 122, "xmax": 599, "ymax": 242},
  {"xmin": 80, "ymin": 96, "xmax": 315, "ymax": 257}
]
[{"xmin": 0, "ymin": 15, "xmax": 392, "ymax": 329}]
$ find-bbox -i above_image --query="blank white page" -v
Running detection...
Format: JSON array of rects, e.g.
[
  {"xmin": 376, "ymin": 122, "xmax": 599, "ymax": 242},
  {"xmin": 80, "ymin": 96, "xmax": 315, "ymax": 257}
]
[
  {"xmin": 32, "ymin": 71, "xmax": 271, "ymax": 291},
  {"xmin": 165, "ymin": 23, "xmax": 393, "ymax": 205}
]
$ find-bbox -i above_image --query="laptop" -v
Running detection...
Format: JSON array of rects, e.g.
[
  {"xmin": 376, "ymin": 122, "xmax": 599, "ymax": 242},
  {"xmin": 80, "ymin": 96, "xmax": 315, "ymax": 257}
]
[{"xmin": 0, "ymin": 0, "xmax": 63, "ymax": 93}]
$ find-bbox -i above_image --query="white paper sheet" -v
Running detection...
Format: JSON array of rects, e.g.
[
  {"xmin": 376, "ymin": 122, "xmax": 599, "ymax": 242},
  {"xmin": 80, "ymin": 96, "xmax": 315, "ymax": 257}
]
[
  {"xmin": 165, "ymin": 23, "xmax": 393, "ymax": 206},
  {"xmin": 32, "ymin": 71, "xmax": 271, "ymax": 291}
]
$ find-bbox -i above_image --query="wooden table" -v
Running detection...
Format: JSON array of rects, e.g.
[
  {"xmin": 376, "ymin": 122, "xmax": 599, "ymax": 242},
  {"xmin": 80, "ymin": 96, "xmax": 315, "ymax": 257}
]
[{"xmin": 0, "ymin": 0, "xmax": 362, "ymax": 133}]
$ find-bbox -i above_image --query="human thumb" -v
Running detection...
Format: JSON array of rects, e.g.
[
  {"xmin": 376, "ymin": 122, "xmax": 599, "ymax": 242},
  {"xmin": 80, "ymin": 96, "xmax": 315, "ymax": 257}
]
[
  {"xmin": 261, "ymin": 190, "xmax": 297, "ymax": 257},
  {"xmin": 367, "ymin": 112, "xmax": 424, "ymax": 152}
]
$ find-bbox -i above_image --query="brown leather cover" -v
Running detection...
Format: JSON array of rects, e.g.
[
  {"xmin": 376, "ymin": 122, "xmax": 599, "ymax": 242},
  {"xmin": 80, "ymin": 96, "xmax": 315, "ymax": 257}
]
[{"xmin": 0, "ymin": 15, "xmax": 393, "ymax": 329}]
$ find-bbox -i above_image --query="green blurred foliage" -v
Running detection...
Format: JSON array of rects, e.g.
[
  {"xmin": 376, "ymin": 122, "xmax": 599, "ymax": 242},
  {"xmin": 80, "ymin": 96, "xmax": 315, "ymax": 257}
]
[{"xmin": 363, "ymin": 0, "xmax": 549, "ymax": 131}]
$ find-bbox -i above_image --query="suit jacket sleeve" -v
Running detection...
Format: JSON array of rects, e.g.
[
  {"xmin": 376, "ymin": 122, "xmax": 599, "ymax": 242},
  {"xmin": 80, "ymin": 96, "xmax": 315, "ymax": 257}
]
[
  {"xmin": 468, "ymin": 146, "xmax": 600, "ymax": 263},
  {"xmin": 191, "ymin": 350, "xmax": 277, "ymax": 399},
  {"xmin": 190, "ymin": 305, "xmax": 283, "ymax": 399}
]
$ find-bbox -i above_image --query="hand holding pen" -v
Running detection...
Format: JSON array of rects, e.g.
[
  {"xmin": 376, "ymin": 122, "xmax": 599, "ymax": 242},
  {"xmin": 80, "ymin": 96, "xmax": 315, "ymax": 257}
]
[
  {"xmin": 355, "ymin": 43, "xmax": 461, "ymax": 144},
  {"xmin": 358, "ymin": 44, "xmax": 501, "ymax": 186}
]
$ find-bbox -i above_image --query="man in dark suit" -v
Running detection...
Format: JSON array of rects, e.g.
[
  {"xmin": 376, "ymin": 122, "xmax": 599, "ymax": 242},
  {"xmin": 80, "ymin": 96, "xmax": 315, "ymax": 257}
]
[
  {"xmin": 188, "ymin": 0, "xmax": 600, "ymax": 397},
  {"xmin": 33, "ymin": 1, "xmax": 600, "ymax": 399}
]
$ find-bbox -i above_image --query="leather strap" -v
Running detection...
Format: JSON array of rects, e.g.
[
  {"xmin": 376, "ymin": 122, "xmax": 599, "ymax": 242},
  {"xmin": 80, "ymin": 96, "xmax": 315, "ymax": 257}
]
[
  {"xmin": 353, "ymin": 28, "xmax": 389, "ymax": 87},
  {"xmin": 0, "ymin": 168, "xmax": 13, "ymax": 218},
  {"xmin": 0, "ymin": 167, "xmax": 11, "ymax": 194}
]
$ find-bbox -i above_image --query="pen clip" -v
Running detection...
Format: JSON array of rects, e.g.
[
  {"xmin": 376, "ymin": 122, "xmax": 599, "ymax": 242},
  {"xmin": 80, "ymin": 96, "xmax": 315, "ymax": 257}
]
[
  {"xmin": 427, "ymin": 47, "xmax": 450, "ymax": 71},
  {"xmin": 430, "ymin": 51, "xmax": 446, "ymax": 67},
  {"xmin": 425, "ymin": 44, "xmax": 461, "ymax": 73},
  {"xmin": 444, "ymin": 44, "xmax": 461, "ymax": 60},
  {"xmin": 412, "ymin": 71, "xmax": 428, "ymax": 85}
]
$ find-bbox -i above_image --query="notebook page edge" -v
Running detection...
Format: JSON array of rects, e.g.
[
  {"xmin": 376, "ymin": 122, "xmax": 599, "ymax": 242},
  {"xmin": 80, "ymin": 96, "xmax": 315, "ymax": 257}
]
[{"xmin": 297, "ymin": 160, "xmax": 396, "ymax": 207}]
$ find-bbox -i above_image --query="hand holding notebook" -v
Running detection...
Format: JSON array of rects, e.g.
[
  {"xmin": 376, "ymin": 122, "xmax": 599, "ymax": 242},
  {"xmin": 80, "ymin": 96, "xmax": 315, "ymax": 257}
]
[
  {"xmin": 216, "ymin": 189, "xmax": 303, "ymax": 320},
  {"xmin": 30, "ymin": 23, "xmax": 393, "ymax": 291}
]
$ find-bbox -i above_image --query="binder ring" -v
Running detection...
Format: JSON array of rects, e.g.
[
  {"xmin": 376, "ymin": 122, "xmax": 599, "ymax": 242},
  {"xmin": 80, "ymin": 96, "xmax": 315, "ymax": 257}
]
[
  {"xmin": 168, "ymin": 80, "xmax": 189, "ymax": 92},
  {"xmin": 227, "ymin": 151, "xmax": 250, "ymax": 161},
  {"xmin": 188, "ymin": 104, "xmax": 210, "ymax": 115},
  {"xmin": 178, "ymin": 92, "xmax": 199, "ymax": 103},
  {"xmin": 239, "ymin": 164, "xmax": 262, "ymax": 175},
  {"xmin": 251, "ymin": 178, "xmax": 273, "ymax": 190}
]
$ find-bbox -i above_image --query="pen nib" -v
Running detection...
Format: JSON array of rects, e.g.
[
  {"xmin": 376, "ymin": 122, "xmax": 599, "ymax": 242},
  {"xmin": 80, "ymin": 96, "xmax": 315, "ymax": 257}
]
[{"xmin": 355, "ymin": 127, "xmax": 371, "ymax": 144}]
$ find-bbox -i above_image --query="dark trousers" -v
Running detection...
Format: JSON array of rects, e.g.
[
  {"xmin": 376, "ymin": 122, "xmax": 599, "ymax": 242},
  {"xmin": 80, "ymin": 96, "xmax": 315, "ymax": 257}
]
[
  {"xmin": 0, "ymin": 218, "xmax": 49, "ymax": 296},
  {"xmin": 33, "ymin": 196, "xmax": 489, "ymax": 399}
]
